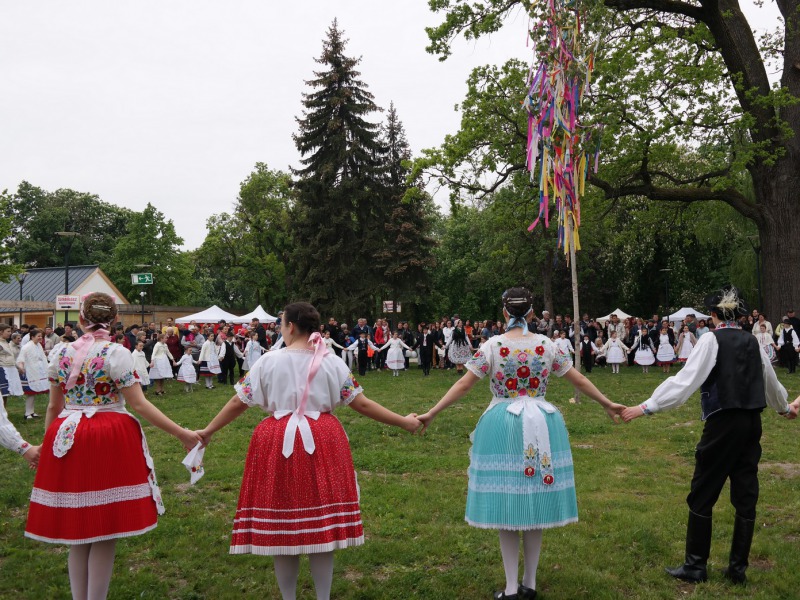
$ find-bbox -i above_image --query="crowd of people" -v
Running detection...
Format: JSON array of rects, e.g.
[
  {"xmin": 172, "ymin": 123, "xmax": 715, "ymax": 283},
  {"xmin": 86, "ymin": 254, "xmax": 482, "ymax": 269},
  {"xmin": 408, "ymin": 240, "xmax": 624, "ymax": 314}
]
[{"xmin": 3, "ymin": 289, "xmax": 800, "ymax": 600}]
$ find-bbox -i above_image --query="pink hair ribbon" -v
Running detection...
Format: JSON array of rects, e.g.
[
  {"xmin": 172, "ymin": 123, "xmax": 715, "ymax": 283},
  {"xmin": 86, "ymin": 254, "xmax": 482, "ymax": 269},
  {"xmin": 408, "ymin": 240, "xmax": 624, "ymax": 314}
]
[{"xmin": 65, "ymin": 327, "xmax": 113, "ymax": 390}]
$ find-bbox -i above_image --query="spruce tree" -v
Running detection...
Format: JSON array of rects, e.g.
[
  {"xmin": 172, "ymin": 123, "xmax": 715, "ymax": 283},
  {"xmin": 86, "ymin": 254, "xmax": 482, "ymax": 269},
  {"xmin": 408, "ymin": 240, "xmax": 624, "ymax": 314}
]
[
  {"xmin": 292, "ymin": 20, "xmax": 386, "ymax": 318},
  {"xmin": 373, "ymin": 103, "xmax": 437, "ymax": 321}
]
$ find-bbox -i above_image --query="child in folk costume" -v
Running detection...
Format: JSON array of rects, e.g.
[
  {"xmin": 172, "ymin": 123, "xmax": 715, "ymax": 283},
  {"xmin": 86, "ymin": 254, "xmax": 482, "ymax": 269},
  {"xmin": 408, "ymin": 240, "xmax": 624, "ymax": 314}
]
[
  {"xmin": 148, "ymin": 334, "xmax": 175, "ymax": 396},
  {"xmin": 0, "ymin": 397, "xmax": 40, "ymax": 466},
  {"xmin": 447, "ymin": 320, "xmax": 473, "ymax": 375},
  {"xmin": 195, "ymin": 303, "xmax": 420, "ymax": 600},
  {"xmin": 776, "ymin": 317, "xmax": 800, "ymax": 373},
  {"xmin": 379, "ymin": 331, "xmax": 412, "ymax": 377},
  {"xmin": 655, "ymin": 324, "xmax": 677, "ymax": 373},
  {"xmin": 554, "ymin": 330, "xmax": 574, "ymax": 359},
  {"xmin": 198, "ymin": 333, "xmax": 221, "ymax": 389},
  {"xmin": 25, "ymin": 293, "xmax": 200, "ymax": 600},
  {"xmin": 132, "ymin": 341, "xmax": 151, "ymax": 393},
  {"xmin": 675, "ymin": 325, "xmax": 698, "ymax": 362},
  {"xmin": 754, "ymin": 323, "xmax": 779, "ymax": 364},
  {"xmin": 418, "ymin": 288, "xmax": 624, "ymax": 599},
  {"xmin": 323, "ymin": 330, "xmax": 345, "ymax": 354},
  {"xmin": 346, "ymin": 332, "xmax": 379, "ymax": 377},
  {"xmin": 243, "ymin": 332, "xmax": 264, "ymax": 372},
  {"xmin": 17, "ymin": 328, "xmax": 49, "ymax": 419},
  {"xmin": 603, "ymin": 331, "xmax": 630, "ymax": 374},
  {"xmin": 579, "ymin": 334, "xmax": 595, "ymax": 373},
  {"xmin": 631, "ymin": 329, "xmax": 656, "ymax": 374},
  {"xmin": 176, "ymin": 347, "xmax": 199, "ymax": 392}
]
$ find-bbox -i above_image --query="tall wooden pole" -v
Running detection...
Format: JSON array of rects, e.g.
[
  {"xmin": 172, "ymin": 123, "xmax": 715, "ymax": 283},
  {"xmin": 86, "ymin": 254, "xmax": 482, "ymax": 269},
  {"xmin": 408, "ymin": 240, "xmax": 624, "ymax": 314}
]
[{"xmin": 567, "ymin": 213, "xmax": 581, "ymax": 403}]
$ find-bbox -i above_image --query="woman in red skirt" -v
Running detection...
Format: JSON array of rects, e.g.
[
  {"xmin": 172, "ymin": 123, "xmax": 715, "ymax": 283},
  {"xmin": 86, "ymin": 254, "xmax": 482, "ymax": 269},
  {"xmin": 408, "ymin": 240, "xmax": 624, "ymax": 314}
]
[
  {"xmin": 25, "ymin": 292, "xmax": 201, "ymax": 600},
  {"xmin": 196, "ymin": 302, "xmax": 421, "ymax": 600}
]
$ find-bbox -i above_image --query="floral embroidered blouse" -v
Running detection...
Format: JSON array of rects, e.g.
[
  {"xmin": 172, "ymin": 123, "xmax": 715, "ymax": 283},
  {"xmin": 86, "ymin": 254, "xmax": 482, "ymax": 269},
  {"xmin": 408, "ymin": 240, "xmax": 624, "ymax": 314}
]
[
  {"xmin": 235, "ymin": 348, "xmax": 363, "ymax": 413},
  {"xmin": 466, "ymin": 334, "xmax": 573, "ymax": 399},
  {"xmin": 48, "ymin": 342, "xmax": 138, "ymax": 407}
]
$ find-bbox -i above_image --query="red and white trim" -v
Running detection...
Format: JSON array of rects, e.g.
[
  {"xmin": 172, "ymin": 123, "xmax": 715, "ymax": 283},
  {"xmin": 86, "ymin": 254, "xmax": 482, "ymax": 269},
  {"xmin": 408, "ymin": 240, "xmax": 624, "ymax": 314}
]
[
  {"xmin": 25, "ymin": 523, "xmax": 157, "ymax": 545},
  {"xmin": 30, "ymin": 483, "xmax": 152, "ymax": 509},
  {"xmin": 230, "ymin": 536, "xmax": 364, "ymax": 556}
]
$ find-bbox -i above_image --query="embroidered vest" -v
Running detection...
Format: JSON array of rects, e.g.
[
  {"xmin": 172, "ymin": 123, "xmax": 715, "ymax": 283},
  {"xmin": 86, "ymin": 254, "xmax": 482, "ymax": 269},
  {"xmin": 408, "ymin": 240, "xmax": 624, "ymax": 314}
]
[{"xmin": 699, "ymin": 328, "xmax": 766, "ymax": 420}]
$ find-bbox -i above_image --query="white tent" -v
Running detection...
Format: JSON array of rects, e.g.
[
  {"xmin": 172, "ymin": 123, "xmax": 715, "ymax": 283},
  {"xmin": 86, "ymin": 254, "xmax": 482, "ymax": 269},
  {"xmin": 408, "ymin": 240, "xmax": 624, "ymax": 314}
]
[
  {"xmin": 667, "ymin": 307, "xmax": 710, "ymax": 322},
  {"xmin": 229, "ymin": 305, "xmax": 278, "ymax": 324},
  {"xmin": 175, "ymin": 305, "xmax": 240, "ymax": 324},
  {"xmin": 596, "ymin": 308, "xmax": 634, "ymax": 326}
]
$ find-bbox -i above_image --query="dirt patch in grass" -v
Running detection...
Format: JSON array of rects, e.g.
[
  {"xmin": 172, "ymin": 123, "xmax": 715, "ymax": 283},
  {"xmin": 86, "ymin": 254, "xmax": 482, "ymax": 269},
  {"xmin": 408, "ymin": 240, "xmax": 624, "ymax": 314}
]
[
  {"xmin": 574, "ymin": 444, "xmax": 594, "ymax": 449},
  {"xmin": 343, "ymin": 567, "xmax": 362, "ymax": 582},
  {"xmin": 750, "ymin": 556, "xmax": 774, "ymax": 571},
  {"xmin": 761, "ymin": 462, "xmax": 800, "ymax": 478}
]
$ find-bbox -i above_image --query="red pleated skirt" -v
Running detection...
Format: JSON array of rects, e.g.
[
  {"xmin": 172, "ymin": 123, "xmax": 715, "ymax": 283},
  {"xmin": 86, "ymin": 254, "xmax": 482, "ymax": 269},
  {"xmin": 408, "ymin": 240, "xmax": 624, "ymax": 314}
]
[
  {"xmin": 25, "ymin": 412, "xmax": 159, "ymax": 544},
  {"xmin": 230, "ymin": 413, "xmax": 364, "ymax": 555}
]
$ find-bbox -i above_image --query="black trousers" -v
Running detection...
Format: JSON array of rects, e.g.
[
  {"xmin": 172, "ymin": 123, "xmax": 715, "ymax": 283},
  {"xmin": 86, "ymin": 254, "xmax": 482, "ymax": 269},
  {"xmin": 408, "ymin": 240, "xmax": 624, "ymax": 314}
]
[
  {"xmin": 581, "ymin": 351, "xmax": 593, "ymax": 373},
  {"xmin": 779, "ymin": 344, "xmax": 797, "ymax": 372},
  {"xmin": 357, "ymin": 350, "xmax": 368, "ymax": 376},
  {"xmin": 686, "ymin": 409, "xmax": 762, "ymax": 520},
  {"xmin": 419, "ymin": 349, "xmax": 432, "ymax": 375}
]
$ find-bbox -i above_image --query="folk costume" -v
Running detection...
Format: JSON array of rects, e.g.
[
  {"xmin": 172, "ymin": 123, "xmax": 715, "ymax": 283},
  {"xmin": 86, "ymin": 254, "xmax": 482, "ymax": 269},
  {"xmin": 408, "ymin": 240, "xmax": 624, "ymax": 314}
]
[
  {"xmin": 176, "ymin": 354, "xmax": 198, "ymax": 387},
  {"xmin": 416, "ymin": 330, "xmax": 436, "ymax": 376},
  {"xmin": 346, "ymin": 337, "xmax": 379, "ymax": 377},
  {"xmin": 579, "ymin": 338, "xmax": 594, "ymax": 373},
  {"xmin": 148, "ymin": 342, "xmax": 174, "ymax": 381},
  {"xmin": 754, "ymin": 330, "xmax": 778, "ymax": 364},
  {"xmin": 198, "ymin": 339, "xmax": 221, "ymax": 382},
  {"xmin": 638, "ymin": 287, "xmax": 791, "ymax": 584},
  {"xmin": 676, "ymin": 331, "xmax": 698, "ymax": 362},
  {"xmin": 25, "ymin": 339, "xmax": 165, "ymax": 545},
  {"xmin": 0, "ymin": 399, "xmax": 33, "ymax": 456},
  {"xmin": 132, "ymin": 348, "xmax": 151, "ymax": 389},
  {"xmin": 243, "ymin": 339, "xmax": 264, "ymax": 372},
  {"xmin": 379, "ymin": 337, "xmax": 411, "ymax": 376},
  {"xmin": 18, "ymin": 340, "xmax": 49, "ymax": 396},
  {"xmin": 465, "ymin": 333, "xmax": 577, "ymax": 530},
  {"xmin": 230, "ymin": 338, "xmax": 365, "ymax": 556},
  {"xmin": 655, "ymin": 332, "xmax": 676, "ymax": 365},
  {"xmin": 632, "ymin": 332, "xmax": 656, "ymax": 372},
  {"xmin": 0, "ymin": 336, "xmax": 23, "ymax": 398},
  {"xmin": 447, "ymin": 326, "xmax": 472, "ymax": 365},
  {"xmin": 777, "ymin": 322, "xmax": 800, "ymax": 373},
  {"xmin": 602, "ymin": 337, "xmax": 629, "ymax": 374}
]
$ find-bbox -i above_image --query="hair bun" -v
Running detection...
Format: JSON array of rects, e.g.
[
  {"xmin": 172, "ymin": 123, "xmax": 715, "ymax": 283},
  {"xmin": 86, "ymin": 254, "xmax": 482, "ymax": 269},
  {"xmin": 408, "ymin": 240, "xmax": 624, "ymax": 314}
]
[{"xmin": 502, "ymin": 287, "xmax": 534, "ymax": 318}]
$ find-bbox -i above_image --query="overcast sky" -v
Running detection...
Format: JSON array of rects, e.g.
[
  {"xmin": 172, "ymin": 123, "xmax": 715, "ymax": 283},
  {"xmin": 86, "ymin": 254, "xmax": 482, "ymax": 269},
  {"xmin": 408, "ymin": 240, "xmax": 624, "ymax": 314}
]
[{"xmin": 0, "ymin": 1, "xmax": 780, "ymax": 250}]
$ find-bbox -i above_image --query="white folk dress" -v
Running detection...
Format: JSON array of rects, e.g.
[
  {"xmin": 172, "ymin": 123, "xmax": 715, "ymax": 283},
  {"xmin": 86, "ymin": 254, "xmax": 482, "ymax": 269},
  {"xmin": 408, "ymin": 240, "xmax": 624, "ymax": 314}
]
[
  {"xmin": 656, "ymin": 334, "xmax": 676, "ymax": 364},
  {"xmin": 18, "ymin": 341, "xmax": 49, "ymax": 394},
  {"xmin": 176, "ymin": 355, "xmax": 198, "ymax": 384},
  {"xmin": 132, "ymin": 349, "xmax": 151, "ymax": 386},
  {"xmin": 603, "ymin": 339, "xmax": 629, "ymax": 365},
  {"xmin": 380, "ymin": 338, "xmax": 411, "ymax": 370},
  {"xmin": 148, "ymin": 342, "xmax": 174, "ymax": 380},
  {"xmin": 231, "ymin": 348, "xmax": 364, "ymax": 555},
  {"xmin": 242, "ymin": 340, "xmax": 264, "ymax": 371}
]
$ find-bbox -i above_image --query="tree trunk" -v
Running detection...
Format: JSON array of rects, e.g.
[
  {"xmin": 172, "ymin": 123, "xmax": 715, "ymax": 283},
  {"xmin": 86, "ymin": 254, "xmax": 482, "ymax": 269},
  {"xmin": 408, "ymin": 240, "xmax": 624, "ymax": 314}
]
[{"xmin": 755, "ymin": 153, "xmax": 800, "ymax": 321}]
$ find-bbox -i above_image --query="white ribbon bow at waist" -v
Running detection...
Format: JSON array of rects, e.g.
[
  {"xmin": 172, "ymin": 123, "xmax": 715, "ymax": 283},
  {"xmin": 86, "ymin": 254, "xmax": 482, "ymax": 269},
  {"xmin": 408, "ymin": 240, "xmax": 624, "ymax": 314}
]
[
  {"xmin": 274, "ymin": 410, "xmax": 321, "ymax": 458},
  {"xmin": 487, "ymin": 396, "xmax": 558, "ymax": 485}
]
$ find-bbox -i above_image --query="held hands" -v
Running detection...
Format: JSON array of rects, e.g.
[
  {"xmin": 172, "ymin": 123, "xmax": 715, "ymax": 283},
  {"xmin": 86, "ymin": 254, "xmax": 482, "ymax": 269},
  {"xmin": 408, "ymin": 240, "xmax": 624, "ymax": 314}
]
[
  {"xmin": 22, "ymin": 445, "xmax": 41, "ymax": 470},
  {"xmin": 621, "ymin": 405, "xmax": 645, "ymax": 423},
  {"xmin": 400, "ymin": 413, "xmax": 422, "ymax": 434},
  {"xmin": 195, "ymin": 429, "xmax": 213, "ymax": 448},
  {"xmin": 784, "ymin": 398, "xmax": 800, "ymax": 420},
  {"xmin": 416, "ymin": 411, "xmax": 435, "ymax": 434},
  {"xmin": 177, "ymin": 428, "xmax": 203, "ymax": 451},
  {"xmin": 605, "ymin": 403, "xmax": 626, "ymax": 424}
]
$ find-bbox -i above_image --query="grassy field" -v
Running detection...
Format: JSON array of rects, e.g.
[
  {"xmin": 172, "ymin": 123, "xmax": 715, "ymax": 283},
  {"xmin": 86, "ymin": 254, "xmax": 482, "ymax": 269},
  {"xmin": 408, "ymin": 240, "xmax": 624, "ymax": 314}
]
[{"xmin": 1, "ymin": 364, "xmax": 799, "ymax": 599}]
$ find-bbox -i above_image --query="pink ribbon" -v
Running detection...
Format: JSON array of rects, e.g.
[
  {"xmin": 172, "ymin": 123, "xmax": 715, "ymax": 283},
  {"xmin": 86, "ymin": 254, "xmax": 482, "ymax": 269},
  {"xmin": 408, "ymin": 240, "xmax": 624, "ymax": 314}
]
[
  {"xmin": 66, "ymin": 327, "xmax": 113, "ymax": 389},
  {"xmin": 297, "ymin": 332, "xmax": 330, "ymax": 419}
]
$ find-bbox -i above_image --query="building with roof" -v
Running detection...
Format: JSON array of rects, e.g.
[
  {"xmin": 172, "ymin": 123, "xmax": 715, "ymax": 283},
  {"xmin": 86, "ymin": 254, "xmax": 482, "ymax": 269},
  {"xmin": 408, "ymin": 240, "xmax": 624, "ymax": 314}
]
[{"xmin": 0, "ymin": 265, "xmax": 129, "ymax": 328}]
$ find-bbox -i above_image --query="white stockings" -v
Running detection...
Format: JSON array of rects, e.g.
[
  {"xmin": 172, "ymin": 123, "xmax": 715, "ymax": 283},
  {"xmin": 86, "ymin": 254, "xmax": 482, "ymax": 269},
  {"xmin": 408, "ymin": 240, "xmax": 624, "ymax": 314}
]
[
  {"xmin": 273, "ymin": 552, "xmax": 334, "ymax": 600},
  {"xmin": 68, "ymin": 539, "xmax": 117, "ymax": 600},
  {"xmin": 498, "ymin": 529, "xmax": 543, "ymax": 595}
]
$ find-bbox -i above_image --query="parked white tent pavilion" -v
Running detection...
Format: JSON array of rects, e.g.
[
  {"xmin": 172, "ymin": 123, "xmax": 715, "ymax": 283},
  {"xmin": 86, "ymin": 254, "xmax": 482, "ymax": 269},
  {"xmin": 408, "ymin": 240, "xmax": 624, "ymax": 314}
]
[
  {"xmin": 596, "ymin": 308, "xmax": 634, "ymax": 326},
  {"xmin": 175, "ymin": 305, "xmax": 240, "ymax": 324},
  {"xmin": 229, "ymin": 305, "xmax": 278, "ymax": 324},
  {"xmin": 667, "ymin": 307, "xmax": 711, "ymax": 322}
]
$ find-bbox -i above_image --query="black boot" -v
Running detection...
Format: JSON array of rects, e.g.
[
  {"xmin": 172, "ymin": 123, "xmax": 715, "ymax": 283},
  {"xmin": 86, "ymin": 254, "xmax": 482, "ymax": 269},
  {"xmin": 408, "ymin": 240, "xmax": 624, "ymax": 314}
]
[
  {"xmin": 723, "ymin": 514, "xmax": 755, "ymax": 584},
  {"xmin": 517, "ymin": 583, "xmax": 537, "ymax": 599},
  {"xmin": 665, "ymin": 511, "xmax": 712, "ymax": 583}
]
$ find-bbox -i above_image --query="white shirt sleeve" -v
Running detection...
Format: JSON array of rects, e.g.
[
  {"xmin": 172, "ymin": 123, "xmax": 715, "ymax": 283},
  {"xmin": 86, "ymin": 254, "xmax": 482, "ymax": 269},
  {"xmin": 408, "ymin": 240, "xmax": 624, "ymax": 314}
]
[
  {"xmin": 761, "ymin": 348, "xmax": 789, "ymax": 414},
  {"xmin": 0, "ymin": 401, "xmax": 30, "ymax": 455},
  {"xmin": 642, "ymin": 332, "xmax": 718, "ymax": 414}
]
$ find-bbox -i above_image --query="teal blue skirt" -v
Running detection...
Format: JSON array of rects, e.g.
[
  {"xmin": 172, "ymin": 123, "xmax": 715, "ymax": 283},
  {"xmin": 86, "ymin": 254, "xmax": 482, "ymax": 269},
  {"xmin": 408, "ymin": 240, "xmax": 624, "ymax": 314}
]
[{"xmin": 465, "ymin": 402, "xmax": 578, "ymax": 530}]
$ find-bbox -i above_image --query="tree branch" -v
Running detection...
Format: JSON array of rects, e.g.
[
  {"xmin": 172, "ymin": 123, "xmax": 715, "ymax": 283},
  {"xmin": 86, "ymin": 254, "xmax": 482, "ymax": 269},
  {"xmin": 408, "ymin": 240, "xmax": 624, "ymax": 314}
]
[
  {"xmin": 589, "ymin": 173, "xmax": 762, "ymax": 223},
  {"xmin": 604, "ymin": 0, "xmax": 705, "ymax": 22}
]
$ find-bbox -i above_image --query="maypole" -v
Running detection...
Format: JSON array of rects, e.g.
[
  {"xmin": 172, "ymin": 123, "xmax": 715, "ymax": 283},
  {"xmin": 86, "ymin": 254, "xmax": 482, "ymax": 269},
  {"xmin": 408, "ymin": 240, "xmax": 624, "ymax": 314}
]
[{"xmin": 524, "ymin": 0, "xmax": 602, "ymax": 396}]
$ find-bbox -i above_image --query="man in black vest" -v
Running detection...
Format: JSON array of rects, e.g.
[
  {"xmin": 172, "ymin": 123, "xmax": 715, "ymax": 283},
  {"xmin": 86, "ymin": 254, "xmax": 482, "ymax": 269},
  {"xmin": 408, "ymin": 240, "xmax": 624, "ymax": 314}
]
[
  {"xmin": 777, "ymin": 317, "xmax": 800, "ymax": 373},
  {"xmin": 622, "ymin": 286, "xmax": 798, "ymax": 585},
  {"xmin": 415, "ymin": 324, "xmax": 436, "ymax": 376}
]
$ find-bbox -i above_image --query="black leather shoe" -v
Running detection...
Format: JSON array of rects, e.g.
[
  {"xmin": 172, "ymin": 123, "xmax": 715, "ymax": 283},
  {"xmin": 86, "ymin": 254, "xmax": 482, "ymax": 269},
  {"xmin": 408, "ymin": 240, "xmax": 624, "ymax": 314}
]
[
  {"xmin": 493, "ymin": 591, "xmax": 517, "ymax": 600},
  {"xmin": 665, "ymin": 563, "xmax": 708, "ymax": 583},
  {"xmin": 517, "ymin": 583, "xmax": 537, "ymax": 599}
]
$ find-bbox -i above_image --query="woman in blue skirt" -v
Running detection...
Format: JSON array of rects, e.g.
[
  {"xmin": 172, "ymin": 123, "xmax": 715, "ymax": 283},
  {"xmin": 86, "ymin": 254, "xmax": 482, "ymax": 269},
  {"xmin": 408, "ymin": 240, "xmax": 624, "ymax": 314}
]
[{"xmin": 419, "ymin": 287, "xmax": 624, "ymax": 599}]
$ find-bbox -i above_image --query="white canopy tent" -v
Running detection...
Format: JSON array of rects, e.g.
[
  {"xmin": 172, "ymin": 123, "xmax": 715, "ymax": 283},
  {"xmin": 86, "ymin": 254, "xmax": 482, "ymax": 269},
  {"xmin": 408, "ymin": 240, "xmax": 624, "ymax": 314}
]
[
  {"xmin": 175, "ymin": 305, "xmax": 240, "ymax": 324},
  {"xmin": 229, "ymin": 305, "xmax": 278, "ymax": 324},
  {"xmin": 596, "ymin": 308, "xmax": 633, "ymax": 326},
  {"xmin": 667, "ymin": 307, "xmax": 711, "ymax": 322}
]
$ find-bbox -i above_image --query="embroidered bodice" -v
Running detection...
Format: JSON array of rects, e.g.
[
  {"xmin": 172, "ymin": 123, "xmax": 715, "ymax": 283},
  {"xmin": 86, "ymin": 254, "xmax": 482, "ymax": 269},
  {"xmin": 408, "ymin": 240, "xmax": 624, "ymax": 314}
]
[
  {"xmin": 48, "ymin": 342, "xmax": 137, "ymax": 407},
  {"xmin": 466, "ymin": 334, "xmax": 573, "ymax": 400}
]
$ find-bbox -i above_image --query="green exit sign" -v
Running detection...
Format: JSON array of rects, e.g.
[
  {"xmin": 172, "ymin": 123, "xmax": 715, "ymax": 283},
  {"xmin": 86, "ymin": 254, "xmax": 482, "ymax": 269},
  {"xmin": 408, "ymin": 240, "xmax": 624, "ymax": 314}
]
[{"xmin": 131, "ymin": 273, "xmax": 153, "ymax": 285}]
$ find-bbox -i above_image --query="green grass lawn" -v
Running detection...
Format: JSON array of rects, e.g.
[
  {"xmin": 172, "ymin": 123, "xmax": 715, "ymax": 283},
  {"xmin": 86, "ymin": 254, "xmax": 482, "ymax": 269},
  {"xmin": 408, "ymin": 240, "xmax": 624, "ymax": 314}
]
[{"xmin": 2, "ymin": 364, "xmax": 799, "ymax": 599}]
